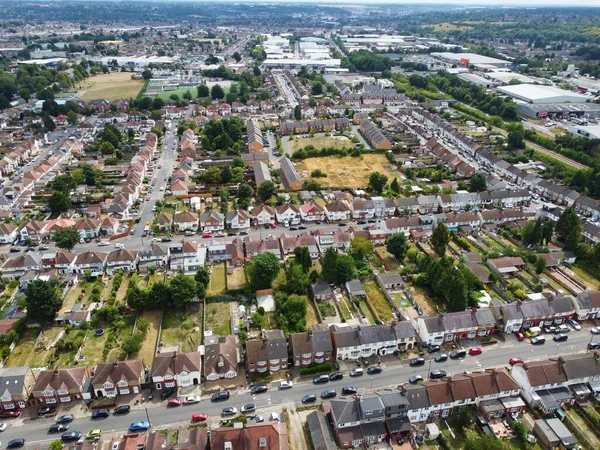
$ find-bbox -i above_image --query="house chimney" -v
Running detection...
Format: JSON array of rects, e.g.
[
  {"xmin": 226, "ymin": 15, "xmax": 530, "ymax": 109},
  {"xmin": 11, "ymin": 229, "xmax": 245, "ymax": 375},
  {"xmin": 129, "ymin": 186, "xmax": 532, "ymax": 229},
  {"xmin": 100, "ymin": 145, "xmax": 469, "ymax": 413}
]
[
  {"xmin": 308, "ymin": 328, "xmax": 313, "ymax": 337},
  {"xmin": 391, "ymin": 320, "xmax": 397, "ymax": 327},
  {"xmin": 516, "ymin": 300, "xmax": 522, "ymax": 307}
]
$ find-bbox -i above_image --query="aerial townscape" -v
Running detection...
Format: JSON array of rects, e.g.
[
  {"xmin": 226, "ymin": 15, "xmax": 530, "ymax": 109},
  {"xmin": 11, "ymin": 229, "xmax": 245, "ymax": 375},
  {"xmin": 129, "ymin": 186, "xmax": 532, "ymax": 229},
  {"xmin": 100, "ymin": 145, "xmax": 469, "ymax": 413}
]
[{"xmin": 3, "ymin": 2, "xmax": 600, "ymax": 450}]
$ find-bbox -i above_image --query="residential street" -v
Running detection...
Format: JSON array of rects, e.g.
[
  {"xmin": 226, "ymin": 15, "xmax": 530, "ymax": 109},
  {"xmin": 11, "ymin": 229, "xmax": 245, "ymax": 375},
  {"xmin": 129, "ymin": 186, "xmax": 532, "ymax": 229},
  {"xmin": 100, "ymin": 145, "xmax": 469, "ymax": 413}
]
[{"xmin": 0, "ymin": 330, "xmax": 595, "ymax": 447}]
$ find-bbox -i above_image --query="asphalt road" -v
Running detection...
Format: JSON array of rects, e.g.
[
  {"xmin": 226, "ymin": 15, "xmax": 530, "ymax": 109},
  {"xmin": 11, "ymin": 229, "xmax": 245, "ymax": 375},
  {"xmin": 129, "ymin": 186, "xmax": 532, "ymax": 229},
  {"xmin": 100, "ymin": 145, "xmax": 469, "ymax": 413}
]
[{"xmin": 2, "ymin": 330, "xmax": 595, "ymax": 447}]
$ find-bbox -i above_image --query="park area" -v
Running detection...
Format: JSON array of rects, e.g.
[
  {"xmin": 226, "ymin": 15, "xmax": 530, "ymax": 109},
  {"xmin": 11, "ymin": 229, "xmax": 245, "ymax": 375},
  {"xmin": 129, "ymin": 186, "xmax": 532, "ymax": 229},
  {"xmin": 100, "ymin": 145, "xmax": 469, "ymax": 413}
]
[
  {"xmin": 291, "ymin": 135, "xmax": 353, "ymax": 152},
  {"xmin": 295, "ymin": 154, "xmax": 399, "ymax": 189},
  {"xmin": 77, "ymin": 72, "xmax": 145, "ymax": 102}
]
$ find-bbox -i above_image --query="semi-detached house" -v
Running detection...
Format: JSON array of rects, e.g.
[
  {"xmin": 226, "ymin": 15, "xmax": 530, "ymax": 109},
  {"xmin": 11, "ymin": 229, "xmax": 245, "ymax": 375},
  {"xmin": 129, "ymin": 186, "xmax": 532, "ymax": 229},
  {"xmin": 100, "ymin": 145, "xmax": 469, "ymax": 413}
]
[
  {"xmin": 246, "ymin": 330, "xmax": 288, "ymax": 374},
  {"xmin": 416, "ymin": 308, "xmax": 496, "ymax": 346},
  {"xmin": 92, "ymin": 359, "xmax": 145, "ymax": 398},
  {"xmin": 32, "ymin": 367, "xmax": 90, "ymax": 405},
  {"xmin": 151, "ymin": 351, "xmax": 201, "ymax": 391},
  {"xmin": 289, "ymin": 325, "xmax": 333, "ymax": 367},
  {"xmin": 331, "ymin": 322, "xmax": 416, "ymax": 360}
]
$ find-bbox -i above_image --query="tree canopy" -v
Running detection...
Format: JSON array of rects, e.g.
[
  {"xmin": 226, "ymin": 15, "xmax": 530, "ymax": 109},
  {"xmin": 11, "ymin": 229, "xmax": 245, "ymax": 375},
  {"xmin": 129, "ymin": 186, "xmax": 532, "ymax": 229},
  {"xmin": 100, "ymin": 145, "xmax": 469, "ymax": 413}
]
[
  {"xmin": 248, "ymin": 252, "xmax": 281, "ymax": 290},
  {"xmin": 54, "ymin": 226, "xmax": 80, "ymax": 251},
  {"xmin": 26, "ymin": 279, "xmax": 63, "ymax": 325},
  {"xmin": 431, "ymin": 223, "xmax": 450, "ymax": 256}
]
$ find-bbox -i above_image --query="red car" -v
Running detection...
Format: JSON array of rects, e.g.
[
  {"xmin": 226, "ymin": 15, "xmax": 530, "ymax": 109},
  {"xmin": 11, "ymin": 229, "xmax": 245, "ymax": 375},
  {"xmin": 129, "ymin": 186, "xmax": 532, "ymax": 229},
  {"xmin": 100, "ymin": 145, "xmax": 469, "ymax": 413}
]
[
  {"xmin": 468, "ymin": 347, "xmax": 483, "ymax": 356},
  {"xmin": 191, "ymin": 413, "xmax": 208, "ymax": 423},
  {"xmin": 202, "ymin": 233, "xmax": 213, "ymax": 238},
  {"xmin": 515, "ymin": 331, "xmax": 525, "ymax": 342},
  {"xmin": 509, "ymin": 358, "xmax": 525, "ymax": 365},
  {"xmin": 0, "ymin": 410, "xmax": 21, "ymax": 418},
  {"xmin": 167, "ymin": 398, "xmax": 182, "ymax": 407},
  {"xmin": 270, "ymin": 223, "xmax": 277, "ymax": 228}
]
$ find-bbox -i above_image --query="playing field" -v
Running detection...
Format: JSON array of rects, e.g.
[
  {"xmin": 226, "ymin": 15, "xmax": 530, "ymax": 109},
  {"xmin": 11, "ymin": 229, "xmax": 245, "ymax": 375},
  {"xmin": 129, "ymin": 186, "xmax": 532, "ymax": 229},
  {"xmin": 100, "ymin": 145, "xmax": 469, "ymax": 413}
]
[
  {"xmin": 292, "ymin": 135, "xmax": 353, "ymax": 152},
  {"xmin": 78, "ymin": 72, "xmax": 144, "ymax": 102},
  {"xmin": 156, "ymin": 88, "xmax": 198, "ymax": 101},
  {"xmin": 295, "ymin": 154, "xmax": 399, "ymax": 189}
]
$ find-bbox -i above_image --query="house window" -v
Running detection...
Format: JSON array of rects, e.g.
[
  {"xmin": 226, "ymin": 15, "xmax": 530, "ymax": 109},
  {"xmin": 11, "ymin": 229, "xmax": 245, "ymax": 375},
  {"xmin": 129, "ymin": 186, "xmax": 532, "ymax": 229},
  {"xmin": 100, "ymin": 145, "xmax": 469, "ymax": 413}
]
[{"xmin": 155, "ymin": 383, "xmax": 162, "ymax": 390}]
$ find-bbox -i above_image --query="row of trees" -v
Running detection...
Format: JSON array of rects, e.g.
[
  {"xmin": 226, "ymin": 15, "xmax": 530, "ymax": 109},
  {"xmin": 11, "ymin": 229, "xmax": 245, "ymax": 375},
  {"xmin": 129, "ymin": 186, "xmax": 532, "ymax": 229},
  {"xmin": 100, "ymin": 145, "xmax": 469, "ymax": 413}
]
[{"xmin": 125, "ymin": 272, "xmax": 200, "ymax": 312}]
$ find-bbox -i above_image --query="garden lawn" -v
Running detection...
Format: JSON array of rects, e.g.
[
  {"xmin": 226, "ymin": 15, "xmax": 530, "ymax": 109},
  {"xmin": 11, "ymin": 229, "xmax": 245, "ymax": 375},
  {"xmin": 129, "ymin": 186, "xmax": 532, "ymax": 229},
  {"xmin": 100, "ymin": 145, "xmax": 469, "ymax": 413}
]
[
  {"xmin": 106, "ymin": 314, "xmax": 136, "ymax": 361},
  {"xmin": 375, "ymin": 247, "xmax": 399, "ymax": 271},
  {"xmin": 5, "ymin": 327, "xmax": 40, "ymax": 367},
  {"xmin": 357, "ymin": 299, "xmax": 376, "ymax": 325},
  {"xmin": 28, "ymin": 327, "xmax": 63, "ymax": 368},
  {"xmin": 306, "ymin": 298, "xmax": 320, "ymax": 327},
  {"xmin": 291, "ymin": 135, "xmax": 353, "ymax": 152},
  {"xmin": 207, "ymin": 264, "xmax": 227, "ymax": 296},
  {"xmin": 131, "ymin": 311, "xmax": 162, "ymax": 366},
  {"xmin": 115, "ymin": 277, "xmax": 130, "ymax": 305},
  {"xmin": 62, "ymin": 282, "xmax": 85, "ymax": 313},
  {"xmin": 363, "ymin": 282, "xmax": 394, "ymax": 322},
  {"xmin": 227, "ymin": 268, "xmax": 247, "ymax": 290},
  {"xmin": 571, "ymin": 263, "xmax": 600, "ymax": 290},
  {"xmin": 337, "ymin": 293, "xmax": 355, "ymax": 321},
  {"xmin": 81, "ymin": 331, "xmax": 110, "ymax": 366},
  {"xmin": 160, "ymin": 306, "xmax": 201, "ymax": 353},
  {"xmin": 205, "ymin": 302, "xmax": 232, "ymax": 337},
  {"xmin": 156, "ymin": 88, "xmax": 198, "ymax": 101}
]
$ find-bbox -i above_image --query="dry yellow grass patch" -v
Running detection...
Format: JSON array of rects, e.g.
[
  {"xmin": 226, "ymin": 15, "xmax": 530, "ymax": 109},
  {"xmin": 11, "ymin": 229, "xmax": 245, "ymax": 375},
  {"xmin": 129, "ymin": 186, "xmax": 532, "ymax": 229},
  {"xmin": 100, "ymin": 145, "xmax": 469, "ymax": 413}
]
[{"xmin": 78, "ymin": 72, "xmax": 144, "ymax": 101}]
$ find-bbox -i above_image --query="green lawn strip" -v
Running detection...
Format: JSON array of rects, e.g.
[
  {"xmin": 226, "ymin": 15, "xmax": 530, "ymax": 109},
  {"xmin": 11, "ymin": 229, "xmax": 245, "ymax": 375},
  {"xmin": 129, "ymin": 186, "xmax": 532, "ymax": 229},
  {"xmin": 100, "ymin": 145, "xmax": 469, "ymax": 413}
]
[{"xmin": 363, "ymin": 281, "xmax": 394, "ymax": 322}]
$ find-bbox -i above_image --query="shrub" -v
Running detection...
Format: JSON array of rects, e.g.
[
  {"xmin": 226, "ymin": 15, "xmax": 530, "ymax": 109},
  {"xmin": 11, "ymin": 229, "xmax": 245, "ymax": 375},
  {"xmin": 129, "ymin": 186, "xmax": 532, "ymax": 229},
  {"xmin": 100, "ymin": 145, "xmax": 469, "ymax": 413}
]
[{"xmin": 299, "ymin": 363, "xmax": 332, "ymax": 376}]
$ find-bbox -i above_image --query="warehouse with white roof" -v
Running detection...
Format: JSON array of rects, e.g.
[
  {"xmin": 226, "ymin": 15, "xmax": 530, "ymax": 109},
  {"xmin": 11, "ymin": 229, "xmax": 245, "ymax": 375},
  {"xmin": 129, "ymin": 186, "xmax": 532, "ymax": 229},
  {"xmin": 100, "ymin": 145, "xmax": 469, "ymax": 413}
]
[
  {"xmin": 430, "ymin": 52, "xmax": 511, "ymax": 67},
  {"xmin": 497, "ymin": 84, "xmax": 590, "ymax": 104}
]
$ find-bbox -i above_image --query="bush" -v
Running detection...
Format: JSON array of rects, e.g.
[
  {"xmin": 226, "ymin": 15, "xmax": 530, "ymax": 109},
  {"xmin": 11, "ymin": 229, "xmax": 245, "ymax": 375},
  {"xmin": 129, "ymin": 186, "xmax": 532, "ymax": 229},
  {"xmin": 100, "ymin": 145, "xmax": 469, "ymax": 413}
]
[
  {"xmin": 299, "ymin": 362, "xmax": 332, "ymax": 376},
  {"xmin": 318, "ymin": 302, "xmax": 336, "ymax": 317}
]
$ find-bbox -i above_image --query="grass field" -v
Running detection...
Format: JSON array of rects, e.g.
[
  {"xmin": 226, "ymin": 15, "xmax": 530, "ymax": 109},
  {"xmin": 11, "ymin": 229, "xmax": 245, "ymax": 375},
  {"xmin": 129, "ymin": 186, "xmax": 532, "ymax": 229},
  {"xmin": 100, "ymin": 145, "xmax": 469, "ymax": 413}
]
[
  {"xmin": 357, "ymin": 299, "xmax": 376, "ymax": 325},
  {"xmin": 28, "ymin": 327, "xmax": 64, "ymax": 368},
  {"xmin": 81, "ymin": 331, "xmax": 110, "ymax": 366},
  {"xmin": 207, "ymin": 264, "xmax": 227, "ymax": 296},
  {"xmin": 78, "ymin": 72, "xmax": 144, "ymax": 102},
  {"xmin": 291, "ymin": 135, "xmax": 353, "ymax": 152},
  {"xmin": 306, "ymin": 297, "xmax": 320, "ymax": 327},
  {"xmin": 5, "ymin": 327, "xmax": 40, "ymax": 367},
  {"xmin": 160, "ymin": 306, "xmax": 201, "ymax": 353},
  {"xmin": 363, "ymin": 282, "xmax": 394, "ymax": 322},
  {"xmin": 205, "ymin": 302, "xmax": 231, "ymax": 337},
  {"xmin": 425, "ymin": 22, "xmax": 474, "ymax": 31},
  {"xmin": 227, "ymin": 268, "xmax": 247, "ymax": 290},
  {"xmin": 156, "ymin": 88, "xmax": 198, "ymax": 101},
  {"xmin": 296, "ymin": 155, "xmax": 399, "ymax": 189},
  {"xmin": 131, "ymin": 311, "xmax": 162, "ymax": 365}
]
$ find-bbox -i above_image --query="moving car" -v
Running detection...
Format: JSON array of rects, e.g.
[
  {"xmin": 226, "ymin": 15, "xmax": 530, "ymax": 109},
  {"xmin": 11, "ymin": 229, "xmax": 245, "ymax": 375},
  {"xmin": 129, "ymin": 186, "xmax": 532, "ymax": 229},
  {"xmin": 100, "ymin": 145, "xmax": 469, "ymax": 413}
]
[
  {"xmin": 509, "ymin": 358, "xmax": 525, "ymax": 365},
  {"xmin": 321, "ymin": 389, "xmax": 337, "ymax": 399},
  {"xmin": 91, "ymin": 408, "xmax": 109, "ymax": 419},
  {"xmin": 56, "ymin": 415, "xmax": 74, "ymax": 423},
  {"xmin": 350, "ymin": 368, "xmax": 364, "ymax": 377},
  {"xmin": 409, "ymin": 375, "xmax": 424, "ymax": 384},
  {"xmin": 341, "ymin": 386, "xmax": 357, "ymax": 395},
  {"xmin": 302, "ymin": 394, "xmax": 317, "ymax": 404},
  {"xmin": 367, "ymin": 366, "xmax": 382, "ymax": 375},
  {"xmin": 86, "ymin": 430, "xmax": 102, "ymax": 440},
  {"xmin": 435, "ymin": 354, "xmax": 448, "ymax": 363},
  {"xmin": 221, "ymin": 407, "xmax": 237, "ymax": 417},
  {"xmin": 250, "ymin": 384, "xmax": 268, "ymax": 395},
  {"xmin": 167, "ymin": 398, "xmax": 182, "ymax": 407},
  {"xmin": 313, "ymin": 374, "xmax": 329, "ymax": 384},
  {"xmin": 430, "ymin": 370, "xmax": 447, "ymax": 379},
  {"xmin": 279, "ymin": 381, "xmax": 293, "ymax": 390},
  {"xmin": 329, "ymin": 372, "xmax": 344, "ymax": 381},
  {"xmin": 241, "ymin": 404, "xmax": 256, "ymax": 414},
  {"xmin": 211, "ymin": 391, "xmax": 230, "ymax": 402},
  {"xmin": 409, "ymin": 357, "xmax": 425, "ymax": 366},
  {"xmin": 129, "ymin": 422, "xmax": 150, "ymax": 432},
  {"xmin": 553, "ymin": 333, "xmax": 568, "ymax": 342},
  {"xmin": 48, "ymin": 424, "xmax": 69, "ymax": 433},
  {"xmin": 530, "ymin": 336, "xmax": 546, "ymax": 345},
  {"xmin": 191, "ymin": 413, "xmax": 208, "ymax": 423},
  {"xmin": 7, "ymin": 438, "xmax": 25, "ymax": 448},
  {"xmin": 468, "ymin": 347, "xmax": 483, "ymax": 356},
  {"xmin": 61, "ymin": 432, "xmax": 82, "ymax": 443},
  {"xmin": 183, "ymin": 395, "xmax": 201, "ymax": 405},
  {"xmin": 113, "ymin": 405, "xmax": 130, "ymax": 415}
]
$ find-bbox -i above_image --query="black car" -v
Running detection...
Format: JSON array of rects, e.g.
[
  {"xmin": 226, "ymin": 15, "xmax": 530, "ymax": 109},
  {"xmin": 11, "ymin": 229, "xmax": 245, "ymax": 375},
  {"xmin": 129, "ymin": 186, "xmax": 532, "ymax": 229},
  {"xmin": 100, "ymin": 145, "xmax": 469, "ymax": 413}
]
[
  {"xmin": 38, "ymin": 405, "xmax": 57, "ymax": 416},
  {"xmin": 56, "ymin": 414, "xmax": 74, "ymax": 424},
  {"xmin": 211, "ymin": 391, "xmax": 230, "ymax": 402},
  {"xmin": 341, "ymin": 386, "xmax": 357, "ymax": 395},
  {"xmin": 161, "ymin": 237, "xmax": 172, "ymax": 242},
  {"xmin": 9, "ymin": 247, "xmax": 21, "ymax": 253},
  {"xmin": 368, "ymin": 219, "xmax": 377, "ymax": 223},
  {"xmin": 409, "ymin": 375, "xmax": 424, "ymax": 384},
  {"xmin": 289, "ymin": 227, "xmax": 298, "ymax": 231},
  {"xmin": 409, "ymin": 357, "xmax": 425, "ymax": 367},
  {"xmin": 250, "ymin": 384, "xmax": 268, "ymax": 395},
  {"xmin": 39, "ymin": 246, "xmax": 49, "ymax": 251},
  {"xmin": 430, "ymin": 370, "xmax": 447, "ymax": 379},
  {"xmin": 313, "ymin": 374, "xmax": 329, "ymax": 384},
  {"xmin": 302, "ymin": 394, "xmax": 317, "ymax": 404},
  {"xmin": 357, "ymin": 221, "xmax": 367, "ymax": 225},
  {"xmin": 91, "ymin": 408, "xmax": 110, "ymax": 419},
  {"xmin": 113, "ymin": 405, "xmax": 130, "ymax": 415},
  {"xmin": 6, "ymin": 439, "xmax": 25, "ymax": 449},
  {"xmin": 240, "ymin": 231, "xmax": 248, "ymax": 236},
  {"xmin": 338, "ymin": 223, "xmax": 347, "ymax": 227},
  {"xmin": 589, "ymin": 342, "xmax": 600, "ymax": 350},
  {"xmin": 435, "ymin": 354, "xmax": 448, "ymax": 363},
  {"xmin": 321, "ymin": 389, "xmax": 337, "ymax": 399},
  {"xmin": 49, "ymin": 424, "xmax": 69, "ymax": 433},
  {"xmin": 367, "ymin": 366, "xmax": 382, "ymax": 375},
  {"xmin": 427, "ymin": 344, "xmax": 441, "ymax": 353},
  {"xmin": 298, "ymin": 226, "xmax": 307, "ymax": 230},
  {"xmin": 61, "ymin": 432, "xmax": 82, "ymax": 443},
  {"xmin": 160, "ymin": 387, "xmax": 177, "ymax": 400},
  {"xmin": 227, "ymin": 232, "xmax": 237, "ymax": 236},
  {"xmin": 553, "ymin": 333, "xmax": 568, "ymax": 342},
  {"xmin": 329, "ymin": 372, "xmax": 344, "ymax": 381}
]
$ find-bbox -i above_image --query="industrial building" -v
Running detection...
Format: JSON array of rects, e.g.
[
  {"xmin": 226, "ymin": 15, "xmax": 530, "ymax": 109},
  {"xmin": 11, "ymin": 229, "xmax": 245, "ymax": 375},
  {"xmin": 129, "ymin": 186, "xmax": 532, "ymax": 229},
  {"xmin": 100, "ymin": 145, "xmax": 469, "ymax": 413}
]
[
  {"xmin": 497, "ymin": 84, "xmax": 589, "ymax": 104},
  {"xmin": 457, "ymin": 73, "xmax": 495, "ymax": 87},
  {"xmin": 90, "ymin": 56, "xmax": 176, "ymax": 67},
  {"xmin": 262, "ymin": 59, "xmax": 341, "ymax": 72},
  {"xmin": 518, "ymin": 102, "xmax": 600, "ymax": 119},
  {"xmin": 430, "ymin": 52, "xmax": 511, "ymax": 68}
]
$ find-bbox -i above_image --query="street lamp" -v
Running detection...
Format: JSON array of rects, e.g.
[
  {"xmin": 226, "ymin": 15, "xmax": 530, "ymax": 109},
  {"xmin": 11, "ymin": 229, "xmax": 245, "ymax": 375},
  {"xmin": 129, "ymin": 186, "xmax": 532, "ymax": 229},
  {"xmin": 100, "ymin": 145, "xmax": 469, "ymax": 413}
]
[
  {"xmin": 145, "ymin": 406, "xmax": 151, "ymax": 428},
  {"xmin": 427, "ymin": 359, "xmax": 432, "ymax": 379}
]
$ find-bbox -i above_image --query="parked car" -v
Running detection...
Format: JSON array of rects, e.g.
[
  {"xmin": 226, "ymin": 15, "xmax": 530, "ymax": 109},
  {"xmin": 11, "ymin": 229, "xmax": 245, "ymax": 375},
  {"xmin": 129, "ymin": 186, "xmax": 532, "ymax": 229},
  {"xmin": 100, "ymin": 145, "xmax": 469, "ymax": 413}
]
[
  {"xmin": 86, "ymin": 430, "xmax": 102, "ymax": 440},
  {"xmin": 367, "ymin": 366, "xmax": 382, "ymax": 375},
  {"xmin": 128, "ymin": 422, "xmax": 150, "ymax": 432},
  {"xmin": 468, "ymin": 347, "xmax": 483, "ymax": 356},
  {"xmin": 279, "ymin": 381, "xmax": 293, "ymax": 390},
  {"xmin": 341, "ymin": 386, "xmax": 357, "ymax": 395},
  {"xmin": 544, "ymin": 326, "xmax": 557, "ymax": 334},
  {"xmin": 56, "ymin": 415, "xmax": 74, "ymax": 424},
  {"xmin": 113, "ymin": 406, "xmax": 130, "ymax": 415},
  {"xmin": 589, "ymin": 342, "xmax": 600, "ymax": 350},
  {"xmin": 241, "ymin": 404, "xmax": 256, "ymax": 414},
  {"xmin": 557, "ymin": 324, "xmax": 571, "ymax": 333},
  {"xmin": 38, "ymin": 405, "xmax": 57, "ymax": 417},
  {"xmin": 313, "ymin": 374, "xmax": 329, "ymax": 384},
  {"xmin": 250, "ymin": 384, "xmax": 268, "ymax": 395},
  {"xmin": 435, "ymin": 354, "xmax": 448, "ymax": 363},
  {"xmin": 6, "ymin": 439, "xmax": 25, "ymax": 449},
  {"xmin": 61, "ymin": 432, "xmax": 81, "ymax": 443},
  {"xmin": 49, "ymin": 424, "xmax": 69, "ymax": 433},
  {"xmin": 183, "ymin": 395, "xmax": 201, "ymax": 405},
  {"xmin": 553, "ymin": 333, "xmax": 568, "ymax": 342},
  {"xmin": 221, "ymin": 407, "xmax": 237, "ymax": 417},
  {"xmin": 0, "ymin": 410, "xmax": 20, "ymax": 419},
  {"xmin": 591, "ymin": 327, "xmax": 600, "ymax": 335},
  {"xmin": 160, "ymin": 387, "xmax": 177, "ymax": 400},
  {"xmin": 509, "ymin": 358, "xmax": 525, "ymax": 365},
  {"xmin": 191, "ymin": 413, "xmax": 208, "ymax": 423},
  {"xmin": 409, "ymin": 357, "xmax": 425, "ymax": 366},
  {"xmin": 91, "ymin": 408, "xmax": 109, "ymax": 419},
  {"xmin": 321, "ymin": 389, "xmax": 337, "ymax": 399},
  {"xmin": 409, "ymin": 375, "xmax": 424, "ymax": 384},
  {"xmin": 530, "ymin": 336, "xmax": 546, "ymax": 345},
  {"xmin": 302, "ymin": 394, "xmax": 317, "ymax": 404},
  {"xmin": 211, "ymin": 391, "xmax": 230, "ymax": 402},
  {"xmin": 202, "ymin": 233, "xmax": 213, "ymax": 238},
  {"xmin": 350, "ymin": 368, "xmax": 364, "ymax": 377},
  {"xmin": 568, "ymin": 319, "xmax": 582, "ymax": 331},
  {"xmin": 167, "ymin": 398, "xmax": 182, "ymax": 407},
  {"xmin": 427, "ymin": 344, "xmax": 441, "ymax": 353},
  {"xmin": 430, "ymin": 370, "xmax": 447, "ymax": 379},
  {"xmin": 329, "ymin": 372, "xmax": 344, "ymax": 381}
]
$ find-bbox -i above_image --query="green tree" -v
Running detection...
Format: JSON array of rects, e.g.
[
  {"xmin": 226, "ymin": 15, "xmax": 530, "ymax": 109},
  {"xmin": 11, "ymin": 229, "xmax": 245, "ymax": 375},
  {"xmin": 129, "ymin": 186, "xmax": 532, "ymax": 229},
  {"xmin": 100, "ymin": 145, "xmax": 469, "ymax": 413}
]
[
  {"xmin": 100, "ymin": 141, "xmax": 115, "ymax": 155},
  {"xmin": 453, "ymin": 406, "xmax": 472, "ymax": 432},
  {"xmin": 125, "ymin": 284, "xmax": 149, "ymax": 311},
  {"xmin": 233, "ymin": 52, "xmax": 242, "ymax": 63},
  {"xmin": 123, "ymin": 334, "xmax": 144, "ymax": 353},
  {"xmin": 67, "ymin": 110, "xmax": 77, "ymax": 125},
  {"xmin": 469, "ymin": 172, "xmax": 487, "ymax": 192},
  {"xmin": 221, "ymin": 165, "xmax": 233, "ymax": 183},
  {"xmin": 431, "ymin": 223, "xmax": 450, "ymax": 256},
  {"xmin": 390, "ymin": 177, "xmax": 401, "ymax": 194},
  {"xmin": 195, "ymin": 267, "xmax": 210, "ymax": 287},
  {"xmin": 294, "ymin": 105, "xmax": 302, "ymax": 121},
  {"xmin": 258, "ymin": 180, "xmax": 276, "ymax": 202},
  {"xmin": 321, "ymin": 247, "xmax": 339, "ymax": 284},
  {"xmin": 197, "ymin": 84, "xmax": 210, "ymax": 97},
  {"xmin": 508, "ymin": 130, "xmax": 524, "ymax": 149},
  {"xmin": 294, "ymin": 246, "xmax": 312, "ymax": 274},
  {"xmin": 248, "ymin": 252, "xmax": 281, "ymax": 290},
  {"xmin": 141, "ymin": 69, "xmax": 153, "ymax": 80},
  {"xmin": 556, "ymin": 207, "xmax": 582, "ymax": 250},
  {"xmin": 48, "ymin": 190, "xmax": 71, "ymax": 214},
  {"xmin": 251, "ymin": 312, "xmax": 264, "ymax": 328},
  {"xmin": 25, "ymin": 279, "xmax": 63, "ymax": 325},
  {"xmin": 387, "ymin": 232, "xmax": 408, "ymax": 261},
  {"xmin": 152, "ymin": 97, "xmax": 165, "ymax": 110},
  {"xmin": 275, "ymin": 294, "xmax": 307, "ymax": 335},
  {"xmin": 170, "ymin": 272, "xmax": 197, "ymax": 309},
  {"xmin": 183, "ymin": 90, "xmax": 192, "ymax": 101},
  {"xmin": 336, "ymin": 254, "xmax": 357, "ymax": 284},
  {"xmin": 237, "ymin": 182, "xmax": 254, "ymax": 209},
  {"xmin": 43, "ymin": 113, "xmax": 56, "ymax": 131},
  {"xmin": 49, "ymin": 440, "xmax": 63, "ymax": 450},
  {"xmin": 311, "ymin": 82, "xmax": 323, "ymax": 95},
  {"xmin": 535, "ymin": 256, "xmax": 546, "ymax": 274},
  {"xmin": 349, "ymin": 237, "xmax": 373, "ymax": 261},
  {"xmin": 284, "ymin": 263, "xmax": 310, "ymax": 295},
  {"xmin": 54, "ymin": 226, "xmax": 80, "ymax": 251},
  {"xmin": 211, "ymin": 84, "xmax": 225, "ymax": 100},
  {"xmin": 542, "ymin": 220, "xmax": 554, "ymax": 245},
  {"xmin": 368, "ymin": 171, "xmax": 388, "ymax": 194}
]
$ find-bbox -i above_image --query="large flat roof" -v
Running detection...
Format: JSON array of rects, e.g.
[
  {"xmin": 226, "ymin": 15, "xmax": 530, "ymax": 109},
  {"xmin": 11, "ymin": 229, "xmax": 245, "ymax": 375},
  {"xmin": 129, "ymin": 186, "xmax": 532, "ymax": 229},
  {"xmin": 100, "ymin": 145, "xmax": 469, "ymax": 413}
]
[
  {"xmin": 497, "ymin": 84, "xmax": 589, "ymax": 103},
  {"xmin": 519, "ymin": 102, "xmax": 600, "ymax": 113},
  {"xmin": 431, "ymin": 52, "xmax": 509, "ymax": 65}
]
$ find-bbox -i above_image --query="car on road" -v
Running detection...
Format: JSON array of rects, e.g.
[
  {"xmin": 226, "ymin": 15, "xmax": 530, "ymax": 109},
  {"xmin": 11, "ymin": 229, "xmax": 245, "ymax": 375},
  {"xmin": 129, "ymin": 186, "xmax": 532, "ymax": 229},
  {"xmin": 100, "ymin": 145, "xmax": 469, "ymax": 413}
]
[
  {"xmin": 279, "ymin": 381, "xmax": 293, "ymax": 390},
  {"xmin": 589, "ymin": 342, "xmax": 600, "ymax": 350},
  {"xmin": 0, "ymin": 410, "xmax": 20, "ymax": 419},
  {"xmin": 409, "ymin": 357, "xmax": 425, "ymax": 366},
  {"xmin": 129, "ymin": 421, "xmax": 150, "ymax": 432},
  {"xmin": 427, "ymin": 344, "xmax": 441, "ymax": 353},
  {"xmin": 329, "ymin": 372, "xmax": 344, "ymax": 381},
  {"xmin": 168, "ymin": 398, "xmax": 182, "ymax": 407},
  {"xmin": 250, "ymin": 384, "xmax": 268, "ymax": 395},
  {"xmin": 249, "ymin": 415, "xmax": 264, "ymax": 423},
  {"xmin": 531, "ymin": 336, "xmax": 546, "ymax": 345},
  {"xmin": 298, "ymin": 225, "xmax": 307, "ymax": 230},
  {"xmin": 49, "ymin": 424, "xmax": 69, "ymax": 433},
  {"xmin": 241, "ymin": 404, "xmax": 256, "ymax": 414},
  {"xmin": 302, "ymin": 394, "xmax": 317, "ymax": 404},
  {"xmin": 409, "ymin": 375, "xmax": 424, "ymax": 384},
  {"xmin": 338, "ymin": 223, "xmax": 347, "ymax": 227},
  {"xmin": 38, "ymin": 405, "xmax": 57, "ymax": 416},
  {"xmin": 56, "ymin": 414, "xmax": 74, "ymax": 423},
  {"xmin": 289, "ymin": 227, "xmax": 297, "ymax": 231},
  {"xmin": 553, "ymin": 333, "xmax": 568, "ymax": 342},
  {"xmin": 9, "ymin": 247, "xmax": 21, "ymax": 253},
  {"xmin": 113, "ymin": 406, "xmax": 130, "ymax": 415},
  {"xmin": 202, "ymin": 232, "xmax": 213, "ymax": 238},
  {"xmin": 350, "ymin": 368, "xmax": 364, "ymax": 377},
  {"xmin": 468, "ymin": 347, "xmax": 483, "ymax": 356},
  {"xmin": 183, "ymin": 395, "xmax": 201, "ymax": 405},
  {"xmin": 557, "ymin": 324, "xmax": 571, "ymax": 333},
  {"xmin": 509, "ymin": 358, "xmax": 525, "ymax": 365},
  {"xmin": 6, "ymin": 439, "xmax": 25, "ymax": 449},
  {"xmin": 221, "ymin": 407, "xmax": 237, "ymax": 417},
  {"xmin": 86, "ymin": 430, "xmax": 102, "ymax": 440},
  {"xmin": 544, "ymin": 326, "xmax": 557, "ymax": 334},
  {"xmin": 161, "ymin": 237, "xmax": 172, "ymax": 242},
  {"xmin": 321, "ymin": 389, "xmax": 337, "ymax": 399},
  {"xmin": 240, "ymin": 231, "xmax": 249, "ymax": 235},
  {"xmin": 313, "ymin": 374, "xmax": 329, "ymax": 384},
  {"xmin": 61, "ymin": 432, "xmax": 82, "ymax": 443},
  {"xmin": 91, "ymin": 408, "xmax": 109, "ymax": 419},
  {"xmin": 211, "ymin": 391, "xmax": 230, "ymax": 402},
  {"xmin": 39, "ymin": 246, "xmax": 49, "ymax": 251},
  {"xmin": 215, "ymin": 232, "xmax": 225, "ymax": 238},
  {"xmin": 430, "ymin": 370, "xmax": 447, "ymax": 379},
  {"xmin": 568, "ymin": 318, "xmax": 582, "ymax": 331},
  {"xmin": 435, "ymin": 354, "xmax": 448, "ymax": 363},
  {"xmin": 591, "ymin": 327, "xmax": 600, "ymax": 335},
  {"xmin": 367, "ymin": 366, "xmax": 382, "ymax": 375},
  {"xmin": 341, "ymin": 386, "xmax": 357, "ymax": 395},
  {"xmin": 0, "ymin": 422, "xmax": 6, "ymax": 432},
  {"xmin": 227, "ymin": 232, "xmax": 237, "ymax": 236},
  {"xmin": 160, "ymin": 387, "xmax": 177, "ymax": 400},
  {"xmin": 191, "ymin": 413, "xmax": 208, "ymax": 423}
]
